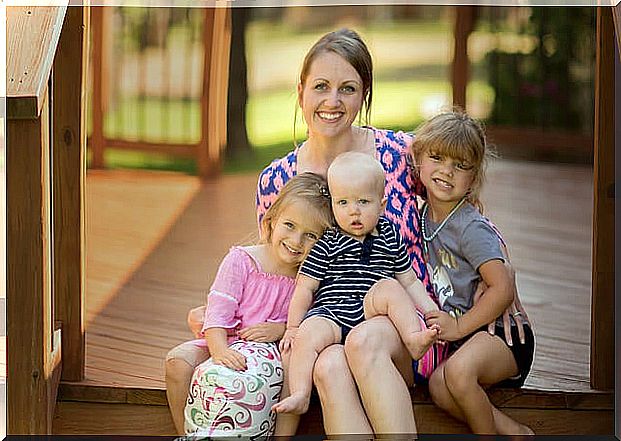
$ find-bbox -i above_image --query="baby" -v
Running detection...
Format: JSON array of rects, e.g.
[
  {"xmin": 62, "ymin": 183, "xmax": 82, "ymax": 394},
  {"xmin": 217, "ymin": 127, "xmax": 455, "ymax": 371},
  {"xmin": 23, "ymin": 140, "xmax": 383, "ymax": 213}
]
[{"xmin": 273, "ymin": 151, "xmax": 440, "ymax": 415}]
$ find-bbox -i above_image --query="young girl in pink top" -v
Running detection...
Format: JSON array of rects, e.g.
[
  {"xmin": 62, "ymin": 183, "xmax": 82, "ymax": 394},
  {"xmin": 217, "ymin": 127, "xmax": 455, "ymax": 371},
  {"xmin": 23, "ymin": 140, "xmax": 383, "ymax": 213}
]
[{"xmin": 166, "ymin": 173, "xmax": 334, "ymax": 435}]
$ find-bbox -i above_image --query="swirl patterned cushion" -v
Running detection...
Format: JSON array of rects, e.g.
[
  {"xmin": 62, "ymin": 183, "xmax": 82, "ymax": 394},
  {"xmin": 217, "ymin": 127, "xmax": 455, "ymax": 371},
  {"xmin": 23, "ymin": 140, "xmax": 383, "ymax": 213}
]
[{"xmin": 184, "ymin": 340, "xmax": 283, "ymax": 438}]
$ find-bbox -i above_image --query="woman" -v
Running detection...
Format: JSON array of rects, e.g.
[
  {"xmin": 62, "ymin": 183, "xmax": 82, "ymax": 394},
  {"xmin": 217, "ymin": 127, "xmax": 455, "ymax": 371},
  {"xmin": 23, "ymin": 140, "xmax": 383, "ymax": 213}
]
[{"xmin": 169, "ymin": 28, "xmax": 529, "ymax": 436}]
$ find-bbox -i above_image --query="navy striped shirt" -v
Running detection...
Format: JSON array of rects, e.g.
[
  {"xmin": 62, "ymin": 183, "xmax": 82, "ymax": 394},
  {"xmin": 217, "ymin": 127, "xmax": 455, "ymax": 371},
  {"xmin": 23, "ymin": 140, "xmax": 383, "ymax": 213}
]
[{"xmin": 300, "ymin": 217, "xmax": 412, "ymax": 329}]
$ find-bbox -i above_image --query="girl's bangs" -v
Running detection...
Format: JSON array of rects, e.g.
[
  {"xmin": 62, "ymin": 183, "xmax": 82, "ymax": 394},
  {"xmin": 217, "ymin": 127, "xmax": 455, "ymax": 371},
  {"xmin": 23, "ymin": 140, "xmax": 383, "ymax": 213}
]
[{"xmin": 427, "ymin": 135, "xmax": 480, "ymax": 166}]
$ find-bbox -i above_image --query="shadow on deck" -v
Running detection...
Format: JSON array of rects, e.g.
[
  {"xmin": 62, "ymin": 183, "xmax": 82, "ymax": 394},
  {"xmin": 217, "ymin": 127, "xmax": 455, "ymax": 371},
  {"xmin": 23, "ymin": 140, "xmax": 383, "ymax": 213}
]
[{"xmin": 53, "ymin": 160, "xmax": 614, "ymax": 435}]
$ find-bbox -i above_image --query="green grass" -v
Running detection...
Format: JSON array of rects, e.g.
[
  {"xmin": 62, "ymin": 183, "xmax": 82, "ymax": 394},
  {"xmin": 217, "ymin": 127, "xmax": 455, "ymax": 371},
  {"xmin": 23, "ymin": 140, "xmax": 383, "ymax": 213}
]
[{"xmin": 98, "ymin": 79, "xmax": 494, "ymax": 174}]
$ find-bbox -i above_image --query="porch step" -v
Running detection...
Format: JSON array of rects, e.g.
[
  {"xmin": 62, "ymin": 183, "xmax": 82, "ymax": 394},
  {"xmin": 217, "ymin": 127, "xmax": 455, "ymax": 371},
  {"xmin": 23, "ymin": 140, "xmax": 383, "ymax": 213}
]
[{"xmin": 54, "ymin": 381, "xmax": 614, "ymax": 436}]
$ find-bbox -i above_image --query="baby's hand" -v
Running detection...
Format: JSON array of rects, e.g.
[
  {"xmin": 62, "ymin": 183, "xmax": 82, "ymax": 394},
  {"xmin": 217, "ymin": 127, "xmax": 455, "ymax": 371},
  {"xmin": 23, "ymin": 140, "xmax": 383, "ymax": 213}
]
[
  {"xmin": 211, "ymin": 347, "xmax": 247, "ymax": 371},
  {"xmin": 424, "ymin": 310, "xmax": 461, "ymax": 342},
  {"xmin": 279, "ymin": 328, "xmax": 298, "ymax": 353},
  {"xmin": 238, "ymin": 322, "xmax": 286, "ymax": 343}
]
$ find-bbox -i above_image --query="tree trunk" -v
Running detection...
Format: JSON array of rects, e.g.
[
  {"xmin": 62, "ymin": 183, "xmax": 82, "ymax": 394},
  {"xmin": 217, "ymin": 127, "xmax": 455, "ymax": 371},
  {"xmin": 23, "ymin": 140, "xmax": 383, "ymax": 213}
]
[{"xmin": 226, "ymin": 7, "xmax": 252, "ymax": 159}]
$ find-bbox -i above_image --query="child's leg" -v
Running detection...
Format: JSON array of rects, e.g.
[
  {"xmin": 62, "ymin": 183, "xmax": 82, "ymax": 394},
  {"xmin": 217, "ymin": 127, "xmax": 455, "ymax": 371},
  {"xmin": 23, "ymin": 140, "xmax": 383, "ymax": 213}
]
[
  {"xmin": 165, "ymin": 340, "xmax": 210, "ymax": 434},
  {"xmin": 364, "ymin": 279, "xmax": 438, "ymax": 360},
  {"xmin": 429, "ymin": 363, "xmax": 534, "ymax": 435},
  {"xmin": 436, "ymin": 331, "xmax": 530, "ymax": 434},
  {"xmin": 272, "ymin": 316, "xmax": 341, "ymax": 415},
  {"xmin": 273, "ymin": 349, "xmax": 301, "ymax": 436}
]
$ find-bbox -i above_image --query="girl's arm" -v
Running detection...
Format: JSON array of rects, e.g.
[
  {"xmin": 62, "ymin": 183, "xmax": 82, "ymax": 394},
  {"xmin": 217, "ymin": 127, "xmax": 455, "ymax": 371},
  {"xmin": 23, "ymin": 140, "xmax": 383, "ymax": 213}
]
[
  {"xmin": 238, "ymin": 322, "xmax": 286, "ymax": 342},
  {"xmin": 426, "ymin": 259, "xmax": 513, "ymax": 341},
  {"xmin": 395, "ymin": 269, "xmax": 439, "ymax": 314},
  {"xmin": 204, "ymin": 327, "xmax": 247, "ymax": 371},
  {"xmin": 279, "ymin": 274, "xmax": 319, "ymax": 352}
]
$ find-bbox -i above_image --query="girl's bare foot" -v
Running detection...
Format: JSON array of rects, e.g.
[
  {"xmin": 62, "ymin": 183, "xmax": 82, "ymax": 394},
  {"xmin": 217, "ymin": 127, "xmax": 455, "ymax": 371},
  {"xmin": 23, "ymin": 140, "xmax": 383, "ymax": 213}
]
[
  {"xmin": 404, "ymin": 325, "xmax": 439, "ymax": 360},
  {"xmin": 271, "ymin": 392, "xmax": 310, "ymax": 415}
]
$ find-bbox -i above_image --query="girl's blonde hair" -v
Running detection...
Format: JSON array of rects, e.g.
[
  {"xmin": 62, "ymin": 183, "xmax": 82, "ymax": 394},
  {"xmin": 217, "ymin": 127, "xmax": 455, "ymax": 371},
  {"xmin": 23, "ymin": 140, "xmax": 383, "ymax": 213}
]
[
  {"xmin": 411, "ymin": 108, "xmax": 496, "ymax": 213},
  {"xmin": 260, "ymin": 172, "xmax": 335, "ymax": 242}
]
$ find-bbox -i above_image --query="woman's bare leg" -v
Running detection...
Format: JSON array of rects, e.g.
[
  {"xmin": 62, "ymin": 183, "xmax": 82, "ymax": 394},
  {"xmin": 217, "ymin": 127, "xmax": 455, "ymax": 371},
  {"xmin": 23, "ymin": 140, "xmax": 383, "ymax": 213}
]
[
  {"xmin": 345, "ymin": 316, "xmax": 417, "ymax": 434},
  {"xmin": 164, "ymin": 341, "xmax": 209, "ymax": 434},
  {"xmin": 273, "ymin": 317, "xmax": 341, "ymax": 414},
  {"xmin": 313, "ymin": 345, "xmax": 373, "ymax": 435}
]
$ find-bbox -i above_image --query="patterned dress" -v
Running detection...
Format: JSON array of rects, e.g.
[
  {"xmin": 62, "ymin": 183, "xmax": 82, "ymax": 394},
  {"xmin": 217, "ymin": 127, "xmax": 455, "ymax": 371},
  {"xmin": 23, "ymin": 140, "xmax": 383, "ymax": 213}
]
[{"xmin": 256, "ymin": 127, "xmax": 447, "ymax": 381}]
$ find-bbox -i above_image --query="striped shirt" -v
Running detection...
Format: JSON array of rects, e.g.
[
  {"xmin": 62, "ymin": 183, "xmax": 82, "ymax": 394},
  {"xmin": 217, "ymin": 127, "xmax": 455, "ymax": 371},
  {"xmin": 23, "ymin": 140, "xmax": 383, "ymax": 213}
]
[{"xmin": 301, "ymin": 217, "xmax": 412, "ymax": 329}]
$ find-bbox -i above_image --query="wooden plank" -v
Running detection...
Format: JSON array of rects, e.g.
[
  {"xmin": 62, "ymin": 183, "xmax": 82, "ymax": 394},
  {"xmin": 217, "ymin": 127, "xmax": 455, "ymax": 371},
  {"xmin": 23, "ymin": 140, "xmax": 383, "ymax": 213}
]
[
  {"xmin": 7, "ymin": 5, "xmax": 68, "ymax": 119},
  {"xmin": 101, "ymin": 138, "xmax": 197, "ymax": 158},
  {"xmin": 53, "ymin": 401, "xmax": 176, "ymax": 435},
  {"xmin": 52, "ymin": 5, "xmax": 88, "ymax": 382},
  {"xmin": 58, "ymin": 379, "xmax": 613, "ymax": 411},
  {"xmin": 487, "ymin": 125, "xmax": 593, "ymax": 156},
  {"xmin": 198, "ymin": 7, "xmax": 232, "ymax": 178},
  {"xmin": 414, "ymin": 404, "xmax": 614, "ymax": 435},
  {"xmin": 590, "ymin": 6, "xmax": 615, "ymax": 391},
  {"xmin": 7, "ymin": 92, "xmax": 54, "ymax": 434},
  {"xmin": 52, "ymin": 394, "xmax": 614, "ymax": 436},
  {"xmin": 451, "ymin": 6, "xmax": 475, "ymax": 109},
  {"xmin": 90, "ymin": 6, "xmax": 105, "ymax": 169}
]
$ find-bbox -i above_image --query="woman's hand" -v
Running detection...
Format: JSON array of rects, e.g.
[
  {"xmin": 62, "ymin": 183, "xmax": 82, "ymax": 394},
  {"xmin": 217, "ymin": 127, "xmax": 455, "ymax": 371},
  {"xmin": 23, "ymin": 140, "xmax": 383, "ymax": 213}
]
[
  {"xmin": 187, "ymin": 305, "xmax": 206, "ymax": 338},
  {"xmin": 238, "ymin": 322, "xmax": 286, "ymax": 343},
  {"xmin": 424, "ymin": 311, "xmax": 461, "ymax": 342},
  {"xmin": 211, "ymin": 347, "xmax": 247, "ymax": 371},
  {"xmin": 279, "ymin": 328, "xmax": 298, "ymax": 353}
]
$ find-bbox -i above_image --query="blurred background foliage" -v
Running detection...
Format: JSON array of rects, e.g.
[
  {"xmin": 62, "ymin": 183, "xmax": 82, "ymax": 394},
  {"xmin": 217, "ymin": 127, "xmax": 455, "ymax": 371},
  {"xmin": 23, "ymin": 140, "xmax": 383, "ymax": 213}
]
[{"xmin": 88, "ymin": 6, "xmax": 595, "ymax": 175}]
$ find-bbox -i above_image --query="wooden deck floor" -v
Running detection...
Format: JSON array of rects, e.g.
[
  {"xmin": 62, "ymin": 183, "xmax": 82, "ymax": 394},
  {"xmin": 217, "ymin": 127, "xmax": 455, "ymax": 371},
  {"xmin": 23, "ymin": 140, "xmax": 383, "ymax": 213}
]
[{"xmin": 83, "ymin": 159, "xmax": 595, "ymax": 392}]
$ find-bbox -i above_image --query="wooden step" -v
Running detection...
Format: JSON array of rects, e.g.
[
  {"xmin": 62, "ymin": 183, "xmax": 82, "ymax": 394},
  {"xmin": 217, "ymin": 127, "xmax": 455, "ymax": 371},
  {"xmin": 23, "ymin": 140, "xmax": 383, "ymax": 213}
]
[{"xmin": 54, "ymin": 381, "xmax": 614, "ymax": 436}]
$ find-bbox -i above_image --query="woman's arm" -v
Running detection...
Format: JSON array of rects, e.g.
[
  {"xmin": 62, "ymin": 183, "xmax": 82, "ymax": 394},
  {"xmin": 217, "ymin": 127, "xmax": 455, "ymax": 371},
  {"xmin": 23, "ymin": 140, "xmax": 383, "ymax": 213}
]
[
  {"xmin": 426, "ymin": 259, "xmax": 513, "ymax": 341},
  {"xmin": 204, "ymin": 327, "xmax": 247, "ymax": 371}
]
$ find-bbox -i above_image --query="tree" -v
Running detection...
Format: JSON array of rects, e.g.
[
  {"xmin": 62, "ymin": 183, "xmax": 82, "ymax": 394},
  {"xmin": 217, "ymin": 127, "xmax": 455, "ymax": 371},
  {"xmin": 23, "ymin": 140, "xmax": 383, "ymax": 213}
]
[{"xmin": 226, "ymin": 7, "xmax": 252, "ymax": 159}]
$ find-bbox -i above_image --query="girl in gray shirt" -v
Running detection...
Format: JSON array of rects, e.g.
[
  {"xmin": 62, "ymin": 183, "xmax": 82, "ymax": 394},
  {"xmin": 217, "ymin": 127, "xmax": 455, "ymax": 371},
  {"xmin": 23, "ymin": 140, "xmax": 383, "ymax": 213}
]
[{"xmin": 412, "ymin": 110, "xmax": 535, "ymax": 435}]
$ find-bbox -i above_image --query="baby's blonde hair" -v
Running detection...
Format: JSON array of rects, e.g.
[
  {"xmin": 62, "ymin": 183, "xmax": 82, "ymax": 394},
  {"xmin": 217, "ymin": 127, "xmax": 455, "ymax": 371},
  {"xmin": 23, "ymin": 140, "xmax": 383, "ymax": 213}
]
[
  {"xmin": 260, "ymin": 172, "xmax": 335, "ymax": 243},
  {"xmin": 327, "ymin": 151, "xmax": 385, "ymax": 198},
  {"xmin": 411, "ymin": 108, "xmax": 496, "ymax": 213}
]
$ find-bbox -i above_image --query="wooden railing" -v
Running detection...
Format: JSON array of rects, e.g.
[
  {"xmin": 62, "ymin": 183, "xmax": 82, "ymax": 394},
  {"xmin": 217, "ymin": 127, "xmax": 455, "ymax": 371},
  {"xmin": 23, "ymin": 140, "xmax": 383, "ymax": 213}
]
[
  {"xmin": 89, "ymin": 7, "xmax": 231, "ymax": 178},
  {"xmin": 7, "ymin": 5, "xmax": 88, "ymax": 433}
]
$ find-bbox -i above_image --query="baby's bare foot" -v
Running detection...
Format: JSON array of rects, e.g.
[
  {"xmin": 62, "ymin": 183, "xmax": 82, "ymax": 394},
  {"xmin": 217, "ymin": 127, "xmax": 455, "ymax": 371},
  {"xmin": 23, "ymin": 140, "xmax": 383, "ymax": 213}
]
[
  {"xmin": 405, "ymin": 325, "xmax": 439, "ymax": 360},
  {"xmin": 271, "ymin": 393, "xmax": 310, "ymax": 415}
]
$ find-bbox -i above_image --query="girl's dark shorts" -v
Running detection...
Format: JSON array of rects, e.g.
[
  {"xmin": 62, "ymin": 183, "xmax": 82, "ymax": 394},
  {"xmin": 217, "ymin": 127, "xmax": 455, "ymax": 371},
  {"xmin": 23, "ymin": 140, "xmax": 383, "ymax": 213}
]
[{"xmin": 450, "ymin": 321, "xmax": 535, "ymax": 388}]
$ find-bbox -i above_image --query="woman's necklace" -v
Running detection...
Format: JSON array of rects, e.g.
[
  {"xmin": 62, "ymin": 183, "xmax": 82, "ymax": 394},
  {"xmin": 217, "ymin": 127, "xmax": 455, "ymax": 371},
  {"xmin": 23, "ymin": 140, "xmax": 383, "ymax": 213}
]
[{"xmin": 420, "ymin": 196, "xmax": 467, "ymax": 257}]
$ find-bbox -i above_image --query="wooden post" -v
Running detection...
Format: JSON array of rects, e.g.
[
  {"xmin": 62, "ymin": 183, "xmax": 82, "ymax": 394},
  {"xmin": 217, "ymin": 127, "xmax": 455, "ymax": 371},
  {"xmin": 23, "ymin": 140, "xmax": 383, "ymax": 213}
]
[
  {"xmin": 198, "ymin": 7, "xmax": 232, "ymax": 178},
  {"xmin": 590, "ymin": 6, "xmax": 615, "ymax": 391},
  {"xmin": 52, "ymin": 5, "xmax": 88, "ymax": 382},
  {"xmin": 7, "ymin": 5, "xmax": 67, "ymax": 433},
  {"xmin": 90, "ymin": 6, "xmax": 105, "ymax": 169},
  {"xmin": 451, "ymin": 6, "xmax": 476, "ymax": 109},
  {"xmin": 7, "ymin": 96, "xmax": 61, "ymax": 435}
]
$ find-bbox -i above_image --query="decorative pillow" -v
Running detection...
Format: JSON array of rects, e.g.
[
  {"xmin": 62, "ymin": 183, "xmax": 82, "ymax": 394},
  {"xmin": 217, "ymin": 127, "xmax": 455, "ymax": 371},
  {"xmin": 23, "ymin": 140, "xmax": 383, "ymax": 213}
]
[{"xmin": 184, "ymin": 340, "xmax": 283, "ymax": 439}]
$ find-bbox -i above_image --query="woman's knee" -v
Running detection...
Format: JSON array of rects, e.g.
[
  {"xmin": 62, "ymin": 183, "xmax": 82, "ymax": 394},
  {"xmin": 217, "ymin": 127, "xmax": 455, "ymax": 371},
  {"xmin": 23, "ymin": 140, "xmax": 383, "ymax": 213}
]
[
  {"xmin": 312, "ymin": 345, "xmax": 349, "ymax": 387},
  {"xmin": 344, "ymin": 318, "xmax": 397, "ymax": 362}
]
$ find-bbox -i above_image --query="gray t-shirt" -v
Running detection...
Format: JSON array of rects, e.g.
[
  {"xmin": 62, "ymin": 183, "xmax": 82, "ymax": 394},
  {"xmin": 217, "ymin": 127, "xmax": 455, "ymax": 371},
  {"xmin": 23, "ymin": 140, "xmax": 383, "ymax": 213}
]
[{"xmin": 423, "ymin": 202, "xmax": 505, "ymax": 319}]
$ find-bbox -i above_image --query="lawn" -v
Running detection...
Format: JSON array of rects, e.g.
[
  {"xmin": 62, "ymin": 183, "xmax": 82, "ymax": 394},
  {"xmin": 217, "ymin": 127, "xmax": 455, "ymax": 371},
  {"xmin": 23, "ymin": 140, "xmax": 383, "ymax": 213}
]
[{"xmin": 96, "ymin": 15, "xmax": 498, "ymax": 175}]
